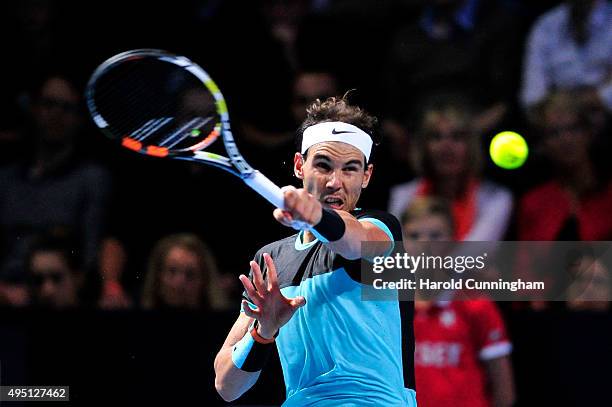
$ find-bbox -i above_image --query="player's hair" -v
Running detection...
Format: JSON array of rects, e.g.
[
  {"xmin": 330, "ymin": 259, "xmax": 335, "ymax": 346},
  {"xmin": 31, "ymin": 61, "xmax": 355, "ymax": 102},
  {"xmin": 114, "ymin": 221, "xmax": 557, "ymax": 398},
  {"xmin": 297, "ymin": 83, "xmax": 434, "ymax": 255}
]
[
  {"xmin": 411, "ymin": 95, "xmax": 483, "ymax": 178},
  {"xmin": 142, "ymin": 233, "xmax": 230, "ymax": 311},
  {"xmin": 400, "ymin": 196, "xmax": 454, "ymax": 234},
  {"xmin": 296, "ymin": 94, "xmax": 380, "ymax": 164}
]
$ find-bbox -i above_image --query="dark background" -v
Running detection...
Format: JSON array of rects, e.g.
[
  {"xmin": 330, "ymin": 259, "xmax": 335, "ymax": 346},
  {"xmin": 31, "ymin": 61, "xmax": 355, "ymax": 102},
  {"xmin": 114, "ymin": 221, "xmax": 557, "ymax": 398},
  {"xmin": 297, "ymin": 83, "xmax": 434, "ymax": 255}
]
[{"xmin": 1, "ymin": 308, "xmax": 611, "ymax": 406}]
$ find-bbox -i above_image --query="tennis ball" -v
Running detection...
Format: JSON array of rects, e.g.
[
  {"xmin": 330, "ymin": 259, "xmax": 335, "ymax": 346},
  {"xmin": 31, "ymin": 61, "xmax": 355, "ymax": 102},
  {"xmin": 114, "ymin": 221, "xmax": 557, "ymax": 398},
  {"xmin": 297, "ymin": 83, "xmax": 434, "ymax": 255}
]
[{"xmin": 489, "ymin": 131, "xmax": 528, "ymax": 170}]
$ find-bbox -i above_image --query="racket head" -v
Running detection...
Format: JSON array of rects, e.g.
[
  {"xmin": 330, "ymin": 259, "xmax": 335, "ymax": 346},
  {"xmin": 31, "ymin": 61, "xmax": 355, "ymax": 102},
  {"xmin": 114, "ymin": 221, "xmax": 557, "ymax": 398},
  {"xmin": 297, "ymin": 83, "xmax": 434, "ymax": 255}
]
[{"xmin": 85, "ymin": 49, "xmax": 229, "ymax": 160}]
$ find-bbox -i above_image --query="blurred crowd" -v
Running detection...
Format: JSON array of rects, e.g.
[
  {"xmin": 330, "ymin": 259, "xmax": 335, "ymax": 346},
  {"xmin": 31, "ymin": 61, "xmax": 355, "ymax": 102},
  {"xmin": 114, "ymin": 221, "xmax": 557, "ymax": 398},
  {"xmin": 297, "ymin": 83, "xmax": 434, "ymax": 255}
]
[{"xmin": 0, "ymin": 0, "xmax": 611, "ymax": 405}]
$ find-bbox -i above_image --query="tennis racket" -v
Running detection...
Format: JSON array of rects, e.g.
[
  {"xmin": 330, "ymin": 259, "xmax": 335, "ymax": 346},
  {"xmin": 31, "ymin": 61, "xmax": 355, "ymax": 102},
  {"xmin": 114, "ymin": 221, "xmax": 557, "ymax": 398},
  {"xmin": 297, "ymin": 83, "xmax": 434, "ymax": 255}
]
[{"xmin": 85, "ymin": 48, "xmax": 287, "ymax": 210}]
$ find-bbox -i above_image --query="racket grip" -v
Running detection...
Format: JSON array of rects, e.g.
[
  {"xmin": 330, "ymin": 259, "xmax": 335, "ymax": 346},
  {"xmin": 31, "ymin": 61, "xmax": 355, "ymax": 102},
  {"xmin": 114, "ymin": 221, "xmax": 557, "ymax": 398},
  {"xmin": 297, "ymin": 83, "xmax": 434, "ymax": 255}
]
[{"xmin": 243, "ymin": 171, "xmax": 285, "ymax": 209}]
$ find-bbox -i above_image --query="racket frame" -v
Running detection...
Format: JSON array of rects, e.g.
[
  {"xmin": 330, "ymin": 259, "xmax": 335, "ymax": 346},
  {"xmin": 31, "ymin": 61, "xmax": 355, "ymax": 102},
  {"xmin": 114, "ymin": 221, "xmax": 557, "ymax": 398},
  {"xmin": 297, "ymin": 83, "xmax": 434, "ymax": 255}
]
[{"xmin": 86, "ymin": 49, "xmax": 286, "ymax": 209}]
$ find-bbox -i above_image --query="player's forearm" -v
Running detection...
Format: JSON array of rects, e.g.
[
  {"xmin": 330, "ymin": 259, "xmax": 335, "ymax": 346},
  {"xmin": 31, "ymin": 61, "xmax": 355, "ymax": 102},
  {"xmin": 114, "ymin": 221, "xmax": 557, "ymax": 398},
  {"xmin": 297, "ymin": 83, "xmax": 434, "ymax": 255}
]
[
  {"xmin": 325, "ymin": 211, "xmax": 369, "ymax": 260},
  {"xmin": 214, "ymin": 347, "xmax": 260, "ymax": 402}
]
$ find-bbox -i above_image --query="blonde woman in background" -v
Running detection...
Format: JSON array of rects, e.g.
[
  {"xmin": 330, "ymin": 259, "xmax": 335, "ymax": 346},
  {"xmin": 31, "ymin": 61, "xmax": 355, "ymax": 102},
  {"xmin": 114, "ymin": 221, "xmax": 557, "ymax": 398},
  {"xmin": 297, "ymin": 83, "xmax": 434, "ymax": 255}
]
[
  {"xmin": 142, "ymin": 233, "xmax": 231, "ymax": 311},
  {"xmin": 389, "ymin": 95, "xmax": 513, "ymax": 241}
]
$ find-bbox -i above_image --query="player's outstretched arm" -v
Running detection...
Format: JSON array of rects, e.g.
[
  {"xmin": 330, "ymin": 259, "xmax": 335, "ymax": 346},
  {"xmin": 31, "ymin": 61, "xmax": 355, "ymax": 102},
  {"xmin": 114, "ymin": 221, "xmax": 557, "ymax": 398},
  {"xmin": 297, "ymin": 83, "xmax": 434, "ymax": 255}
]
[
  {"xmin": 275, "ymin": 188, "xmax": 392, "ymax": 260},
  {"xmin": 214, "ymin": 254, "xmax": 305, "ymax": 402},
  {"xmin": 214, "ymin": 313, "xmax": 260, "ymax": 401}
]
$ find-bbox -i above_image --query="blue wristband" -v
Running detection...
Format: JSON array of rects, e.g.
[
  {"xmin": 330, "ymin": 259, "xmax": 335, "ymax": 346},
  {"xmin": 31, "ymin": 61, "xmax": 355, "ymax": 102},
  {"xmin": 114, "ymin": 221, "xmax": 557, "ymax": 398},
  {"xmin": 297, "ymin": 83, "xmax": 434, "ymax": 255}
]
[{"xmin": 231, "ymin": 325, "xmax": 273, "ymax": 372}]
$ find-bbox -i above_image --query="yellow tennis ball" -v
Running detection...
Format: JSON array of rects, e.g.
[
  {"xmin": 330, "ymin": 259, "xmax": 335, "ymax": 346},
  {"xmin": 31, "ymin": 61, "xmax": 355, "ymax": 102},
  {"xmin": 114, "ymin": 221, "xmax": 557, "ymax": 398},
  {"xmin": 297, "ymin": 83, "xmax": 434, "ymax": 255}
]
[{"xmin": 489, "ymin": 131, "xmax": 528, "ymax": 169}]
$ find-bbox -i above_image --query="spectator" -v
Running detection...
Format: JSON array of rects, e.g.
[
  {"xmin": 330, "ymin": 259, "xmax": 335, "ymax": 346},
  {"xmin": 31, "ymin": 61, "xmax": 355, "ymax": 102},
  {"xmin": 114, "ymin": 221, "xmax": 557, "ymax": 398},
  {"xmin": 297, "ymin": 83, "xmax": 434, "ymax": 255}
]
[
  {"xmin": 389, "ymin": 95, "xmax": 513, "ymax": 241},
  {"xmin": 142, "ymin": 233, "xmax": 231, "ymax": 311},
  {"xmin": 518, "ymin": 90, "xmax": 612, "ymax": 241},
  {"xmin": 26, "ymin": 234, "xmax": 84, "ymax": 309},
  {"xmin": 521, "ymin": 0, "xmax": 612, "ymax": 120},
  {"xmin": 97, "ymin": 237, "xmax": 132, "ymax": 310},
  {"xmin": 0, "ymin": 72, "xmax": 112, "ymax": 295},
  {"xmin": 402, "ymin": 196, "xmax": 516, "ymax": 407}
]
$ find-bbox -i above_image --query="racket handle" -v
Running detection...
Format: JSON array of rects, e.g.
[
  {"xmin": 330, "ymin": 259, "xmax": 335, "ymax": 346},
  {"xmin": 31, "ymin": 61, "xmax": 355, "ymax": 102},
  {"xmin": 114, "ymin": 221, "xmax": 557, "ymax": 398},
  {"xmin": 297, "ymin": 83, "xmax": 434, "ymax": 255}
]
[
  {"xmin": 244, "ymin": 171, "xmax": 312, "ymax": 231},
  {"xmin": 243, "ymin": 171, "xmax": 286, "ymax": 209}
]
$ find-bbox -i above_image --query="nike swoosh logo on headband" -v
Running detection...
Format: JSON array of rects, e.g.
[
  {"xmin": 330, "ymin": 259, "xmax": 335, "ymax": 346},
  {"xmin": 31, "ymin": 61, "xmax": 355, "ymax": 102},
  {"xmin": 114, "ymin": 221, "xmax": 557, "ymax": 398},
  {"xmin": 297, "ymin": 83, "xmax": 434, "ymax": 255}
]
[{"xmin": 331, "ymin": 128, "xmax": 355, "ymax": 135}]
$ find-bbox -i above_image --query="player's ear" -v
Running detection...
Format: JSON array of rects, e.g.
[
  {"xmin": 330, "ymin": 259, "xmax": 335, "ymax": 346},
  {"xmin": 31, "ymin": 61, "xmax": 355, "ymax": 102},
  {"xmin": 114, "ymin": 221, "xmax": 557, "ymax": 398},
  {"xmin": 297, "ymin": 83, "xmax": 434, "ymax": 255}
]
[
  {"xmin": 294, "ymin": 152, "xmax": 305, "ymax": 179},
  {"xmin": 361, "ymin": 163, "xmax": 373, "ymax": 189}
]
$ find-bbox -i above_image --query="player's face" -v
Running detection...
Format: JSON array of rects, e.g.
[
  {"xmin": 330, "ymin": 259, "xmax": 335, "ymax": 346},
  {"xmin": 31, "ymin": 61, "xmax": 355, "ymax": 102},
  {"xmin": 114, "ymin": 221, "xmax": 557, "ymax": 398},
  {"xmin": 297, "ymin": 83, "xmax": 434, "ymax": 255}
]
[{"xmin": 295, "ymin": 142, "xmax": 373, "ymax": 212}]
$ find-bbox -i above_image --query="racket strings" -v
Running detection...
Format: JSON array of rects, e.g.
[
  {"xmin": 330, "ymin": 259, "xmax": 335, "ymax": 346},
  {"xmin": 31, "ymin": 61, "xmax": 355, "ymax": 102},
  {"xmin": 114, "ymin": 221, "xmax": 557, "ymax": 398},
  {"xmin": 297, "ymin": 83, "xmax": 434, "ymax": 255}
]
[
  {"xmin": 98, "ymin": 65, "xmax": 179, "ymax": 142},
  {"xmin": 159, "ymin": 116, "xmax": 212, "ymax": 148},
  {"xmin": 89, "ymin": 53, "xmax": 223, "ymax": 157},
  {"xmin": 94, "ymin": 60, "xmax": 162, "ymax": 133},
  {"xmin": 94, "ymin": 58, "xmax": 219, "ymax": 151},
  {"xmin": 132, "ymin": 117, "xmax": 174, "ymax": 141}
]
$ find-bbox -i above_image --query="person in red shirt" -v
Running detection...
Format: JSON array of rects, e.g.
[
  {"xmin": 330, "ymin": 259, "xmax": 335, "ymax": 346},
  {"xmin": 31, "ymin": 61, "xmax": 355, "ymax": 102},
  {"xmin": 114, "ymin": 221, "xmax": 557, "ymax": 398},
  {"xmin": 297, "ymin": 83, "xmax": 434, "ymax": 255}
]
[
  {"xmin": 518, "ymin": 90, "xmax": 612, "ymax": 241},
  {"xmin": 402, "ymin": 197, "xmax": 516, "ymax": 407}
]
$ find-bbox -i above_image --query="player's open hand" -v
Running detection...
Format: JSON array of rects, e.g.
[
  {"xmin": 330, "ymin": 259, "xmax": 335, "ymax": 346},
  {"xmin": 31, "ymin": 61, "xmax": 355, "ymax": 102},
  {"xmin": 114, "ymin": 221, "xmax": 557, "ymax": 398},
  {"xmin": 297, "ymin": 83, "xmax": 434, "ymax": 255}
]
[
  {"xmin": 274, "ymin": 186, "xmax": 323, "ymax": 229},
  {"xmin": 239, "ymin": 253, "xmax": 306, "ymax": 339}
]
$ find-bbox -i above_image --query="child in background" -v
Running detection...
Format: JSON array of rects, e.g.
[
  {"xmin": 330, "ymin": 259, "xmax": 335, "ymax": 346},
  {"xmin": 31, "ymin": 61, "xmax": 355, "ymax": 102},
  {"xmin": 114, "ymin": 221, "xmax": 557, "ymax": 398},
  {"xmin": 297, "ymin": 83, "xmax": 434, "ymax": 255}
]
[{"xmin": 402, "ymin": 197, "xmax": 515, "ymax": 407}]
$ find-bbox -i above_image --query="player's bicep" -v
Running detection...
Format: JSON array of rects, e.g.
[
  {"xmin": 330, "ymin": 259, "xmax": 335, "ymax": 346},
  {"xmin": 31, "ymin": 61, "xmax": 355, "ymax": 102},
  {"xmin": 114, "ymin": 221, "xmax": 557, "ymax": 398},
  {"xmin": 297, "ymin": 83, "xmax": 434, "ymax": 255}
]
[
  {"xmin": 361, "ymin": 219, "xmax": 393, "ymax": 242},
  {"xmin": 360, "ymin": 217, "xmax": 396, "ymax": 258}
]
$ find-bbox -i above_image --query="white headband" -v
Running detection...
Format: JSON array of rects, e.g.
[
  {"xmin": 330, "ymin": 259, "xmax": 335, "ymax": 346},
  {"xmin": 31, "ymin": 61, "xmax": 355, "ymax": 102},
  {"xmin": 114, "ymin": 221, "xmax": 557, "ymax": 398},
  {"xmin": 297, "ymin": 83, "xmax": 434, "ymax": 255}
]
[{"xmin": 302, "ymin": 121, "xmax": 373, "ymax": 161}]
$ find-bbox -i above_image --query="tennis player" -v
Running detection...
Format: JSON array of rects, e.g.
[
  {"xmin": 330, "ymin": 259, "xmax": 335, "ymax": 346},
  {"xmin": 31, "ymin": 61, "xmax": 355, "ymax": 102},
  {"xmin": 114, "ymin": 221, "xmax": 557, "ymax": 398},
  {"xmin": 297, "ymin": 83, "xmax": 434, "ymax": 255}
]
[{"xmin": 214, "ymin": 97, "xmax": 416, "ymax": 406}]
